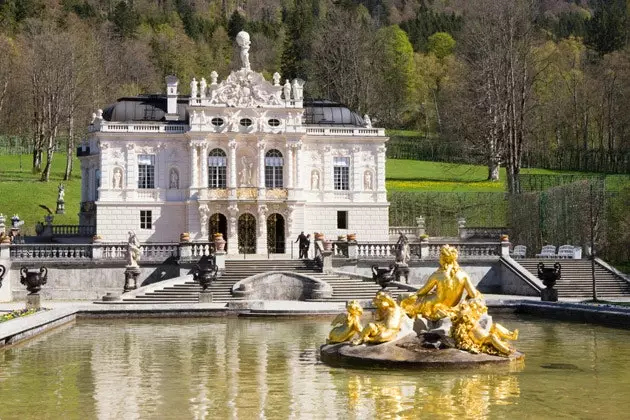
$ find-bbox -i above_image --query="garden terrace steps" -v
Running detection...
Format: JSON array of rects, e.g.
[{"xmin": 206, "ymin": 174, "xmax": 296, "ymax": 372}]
[
  {"xmin": 516, "ymin": 259, "xmax": 630, "ymax": 298},
  {"xmin": 121, "ymin": 259, "xmax": 411, "ymax": 304}
]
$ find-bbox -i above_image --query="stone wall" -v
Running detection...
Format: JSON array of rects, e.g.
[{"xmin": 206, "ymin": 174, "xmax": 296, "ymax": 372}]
[
  {"xmin": 303, "ymin": 204, "xmax": 389, "ymax": 242},
  {"xmin": 333, "ymin": 260, "xmax": 504, "ymax": 294},
  {"xmin": 2, "ymin": 261, "xmax": 187, "ymax": 302},
  {"xmin": 232, "ymin": 272, "xmax": 332, "ymax": 300},
  {"xmin": 97, "ymin": 203, "xmax": 187, "ymax": 242}
]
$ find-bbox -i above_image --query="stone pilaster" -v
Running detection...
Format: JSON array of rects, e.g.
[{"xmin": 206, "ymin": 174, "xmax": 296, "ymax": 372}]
[
  {"xmin": 257, "ymin": 139, "xmax": 266, "ymax": 198},
  {"xmin": 227, "ymin": 203, "xmax": 239, "ymax": 255},
  {"xmin": 228, "ymin": 139, "xmax": 237, "ymax": 200}
]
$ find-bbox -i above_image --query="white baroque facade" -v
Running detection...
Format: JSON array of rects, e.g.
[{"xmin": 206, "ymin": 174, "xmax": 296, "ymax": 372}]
[{"xmin": 79, "ymin": 32, "xmax": 389, "ymax": 255}]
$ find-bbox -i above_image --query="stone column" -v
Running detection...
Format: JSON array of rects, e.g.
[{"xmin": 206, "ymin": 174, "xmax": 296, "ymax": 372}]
[
  {"xmin": 294, "ymin": 142, "xmax": 302, "ymax": 189},
  {"xmin": 189, "ymin": 142, "xmax": 198, "ymax": 189},
  {"xmin": 200, "ymin": 143, "xmax": 208, "ymax": 188},
  {"xmin": 322, "ymin": 145, "xmax": 332, "ymax": 200},
  {"xmin": 227, "ymin": 204, "xmax": 239, "ymax": 255},
  {"xmin": 257, "ymin": 140, "xmax": 266, "ymax": 198},
  {"xmin": 376, "ymin": 145, "xmax": 386, "ymax": 202},
  {"xmin": 286, "ymin": 144, "xmax": 294, "ymax": 189},
  {"xmin": 257, "ymin": 205, "xmax": 268, "ymax": 255},
  {"xmin": 228, "ymin": 139, "xmax": 237, "ymax": 200},
  {"xmin": 352, "ymin": 146, "xmax": 361, "ymax": 194}
]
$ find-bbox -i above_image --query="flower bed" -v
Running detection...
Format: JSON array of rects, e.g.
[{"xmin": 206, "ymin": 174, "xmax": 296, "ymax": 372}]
[{"xmin": 0, "ymin": 308, "xmax": 42, "ymax": 323}]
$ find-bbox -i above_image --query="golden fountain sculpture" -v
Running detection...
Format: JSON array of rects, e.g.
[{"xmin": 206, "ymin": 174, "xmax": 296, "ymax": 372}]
[
  {"xmin": 328, "ymin": 300, "xmax": 364, "ymax": 344},
  {"xmin": 351, "ymin": 291, "xmax": 410, "ymax": 345},
  {"xmin": 325, "ymin": 245, "xmax": 520, "ymax": 360},
  {"xmin": 400, "ymin": 244, "xmax": 518, "ymax": 356}
]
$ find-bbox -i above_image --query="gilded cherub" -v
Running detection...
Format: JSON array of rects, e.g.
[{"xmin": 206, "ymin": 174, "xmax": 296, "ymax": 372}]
[
  {"xmin": 352, "ymin": 291, "xmax": 408, "ymax": 345},
  {"xmin": 327, "ymin": 300, "xmax": 364, "ymax": 344},
  {"xmin": 450, "ymin": 300, "xmax": 519, "ymax": 356},
  {"xmin": 401, "ymin": 245, "xmax": 481, "ymax": 321}
]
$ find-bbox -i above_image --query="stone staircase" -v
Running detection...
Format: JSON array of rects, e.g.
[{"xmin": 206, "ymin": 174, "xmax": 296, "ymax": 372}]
[
  {"xmin": 516, "ymin": 259, "xmax": 630, "ymax": 298},
  {"xmin": 121, "ymin": 259, "xmax": 409, "ymax": 304}
]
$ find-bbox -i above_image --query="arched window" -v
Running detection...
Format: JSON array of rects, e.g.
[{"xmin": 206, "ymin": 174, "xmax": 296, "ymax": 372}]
[
  {"xmin": 208, "ymin": 148, "xmax": 227, "ymax": 188},
  {"xmin": 265, "ymin": 149, "xmax": 284, "ymax": 189}
]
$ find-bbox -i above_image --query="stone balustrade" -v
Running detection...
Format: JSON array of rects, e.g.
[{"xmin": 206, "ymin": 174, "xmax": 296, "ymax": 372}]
[
  {"xmin": 51, "ymin": 225, "xmax": 97, "ymax": 237},
  {"xmin": 330, "ymin": 240, "xmax": 502, "ymax": 261},
  {"xmin": 6, "ymin": 242, "xmax": 210, "ymax": 264},
  {"xmin": 426, "ymin": 242, "xmax": 501, "ymax": 259},
  {"xmin": 305, "ymin": 127, "xmax": 385, "ymax": 136},
  {"xmin": 90, "ymin": 122, "xmax": 187, "ymax": 134}
]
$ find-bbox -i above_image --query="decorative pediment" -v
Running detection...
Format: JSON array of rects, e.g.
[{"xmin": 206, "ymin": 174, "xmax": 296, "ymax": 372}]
[{"xmin": 208, "ymin": 69, "xmax": 283, "ymax": 108}]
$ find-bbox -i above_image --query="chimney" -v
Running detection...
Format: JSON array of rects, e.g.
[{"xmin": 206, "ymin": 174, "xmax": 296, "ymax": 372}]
[{"xmin": 165, "ymin": 75, "xmax": 179, "ymax": 121}]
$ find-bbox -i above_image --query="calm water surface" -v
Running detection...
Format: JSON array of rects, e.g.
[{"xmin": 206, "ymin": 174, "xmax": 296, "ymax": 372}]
[{"xmin": 0, "ymin": 314, "xmax": 629, "ymax": 420}]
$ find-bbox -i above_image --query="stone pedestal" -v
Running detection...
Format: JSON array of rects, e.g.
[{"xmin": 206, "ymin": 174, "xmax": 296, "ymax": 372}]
[
  {"xmin": 541, "ymin": 288, "xmax": 558, "ymax": 302},
  {"xmin": 347, "ymin": 241, "xmax": 358, "ymax": 259},
  {"xmin": 123, "ymin": 265, "xmax": 141, "ymax": 293},
  {"xmin": 199, "ymin": 291, "xmax": 214, "ymax": 303},
  {"xmin": 26, "ymin": 294, "xmax": 41, "ymax": 310},
  {"xmin": 394, "ymin": 262, "xmax": 410, "ymax": 284},
  {"xmin": 56, "ymin": 200, "xmax": 65, "ymax": 214},
  {"xmin": 214, "ymin": 251, "xmax": 226, "ymax": 270}
]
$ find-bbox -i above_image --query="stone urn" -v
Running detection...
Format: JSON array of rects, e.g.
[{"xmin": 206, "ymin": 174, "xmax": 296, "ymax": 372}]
[
  {"xmin": 20, "ymin": 267, "xmax": 48, "ymax": 295},
  {"xmin": 180, "ymin": 232, "xmax": 191, "ymax": 243},
  {"xmin": 537, "ymin": 262, "xmax": 561, "ymax": 302},
  {"xmin": 213, "ymin": 233, "xmax": 226, "ymax": 252},
  {"xmin": 193, "ymin": 259, "xmax": 218, "ymax": 291},
  {"xmin": 347, "ymin": 233, "xmax": 357, "ymax": 242}
]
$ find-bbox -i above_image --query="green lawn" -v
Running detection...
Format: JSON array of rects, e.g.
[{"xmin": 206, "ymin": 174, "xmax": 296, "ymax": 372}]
[
  {"xmin": 386, "ymin": 159, "xmax": 629, "ymax": 192},
  {"xmin": 0, "ymin": 154, "xmax": 81, "ymax": 234}
]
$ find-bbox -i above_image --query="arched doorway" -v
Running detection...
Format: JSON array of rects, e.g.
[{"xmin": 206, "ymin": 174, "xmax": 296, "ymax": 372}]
[
  {"xmin": 267, "ymin": 213, "xmax": 285, "ymax": 254},
  {"xmin": 238, "ymin": 213, "xmax": 256, "ymax": 254},
  {"xmin": 209, "ymin": 213, "xmax": 227, "ymax": 250}
]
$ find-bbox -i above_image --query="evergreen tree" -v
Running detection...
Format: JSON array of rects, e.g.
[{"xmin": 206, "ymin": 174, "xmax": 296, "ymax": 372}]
[{"xmin": 586, "ymin": 0, "xmax": 628, "ymax": 54}]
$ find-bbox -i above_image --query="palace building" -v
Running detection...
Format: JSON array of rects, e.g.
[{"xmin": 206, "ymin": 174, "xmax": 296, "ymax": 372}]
[{"xmin": 79, "ymin": 31, "xmax": 389, "ymax": 255}]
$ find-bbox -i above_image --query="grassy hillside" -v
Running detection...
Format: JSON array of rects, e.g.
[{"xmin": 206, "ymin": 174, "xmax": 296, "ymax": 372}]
[{"xmin": 0, "ymin": 154, "xmax": 81, "ymax": 234}]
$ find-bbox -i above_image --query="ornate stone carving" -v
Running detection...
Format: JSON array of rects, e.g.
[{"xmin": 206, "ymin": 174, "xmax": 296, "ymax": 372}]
[
  {"xmin": 208, "ymin": 189, "xmax": 229, "ymax": 199},
  {"xmin": 236, "ymin": 31, "xmax": 251, "ymax": 70},
  {"xmin": 207, "ymin": 69, "xmax": 283, "ymax": 107},
  {"xmin": 291, "ymin": 79, "xmax": 304, "ymax": 101},
  {"xmin": 239, "ymin": 156, "xmax": 255, "ymax": 187},
  {"xmin": 169, "ymin": 168, "xmax": 179, "ymax": 189},
  {"xmin": 364, "ymin": 114, "xmax": 372, "ymax": 128},
  {"xmin": 190, "ymin": 78, "xmax": 198, "ymax": 98},
  {"xmin": 199, "ymin": 78, "xmax": 207, "ymax": 98},
  {"xmin": 311, "ymin": 170, "xmax": 320, "ymax": 191},
  {"xmin": 266, "ymin": 189, "xmax": 288, "ymax": 199},
  {"xmin": 237, "ymin": 188, "xmax": 258, "ymax": 200},
  {"xmin": 228, "ymin": 139, "xmax": 237, "ymax": 150}
]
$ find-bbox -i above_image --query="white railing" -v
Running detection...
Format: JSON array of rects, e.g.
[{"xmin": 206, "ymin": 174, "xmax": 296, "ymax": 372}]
[
  {"xmin": 426, "ymin": 242, "xmax": 500, "ymax": 259},
  {"xmin": 140, "ymin": 243, "xmax": 180, "ymax": 262},
  {"xmin": 306, "ymin": 127, "xmax": 385, "ymax": 136},
  {"xmin": 10, "ymin": 244, "xmax": 92, "ymax": 260},
  {"xmin": 191, "ymin": 242, "xmax": 214, "ymax": 258},
  {"xmin": 389, "ymin": 227, "xmax": 417, "ymax": 237},
  {"xmin": 101, "ymin": 244, "xmax": 127, "ymax": 260},
  {"xmin": 356, "ymin": 243, "xmax": 397, "ymax": 259},
  {"xmin": 94, "ymin": 123, "xmax": 187, "ymax": 134}
]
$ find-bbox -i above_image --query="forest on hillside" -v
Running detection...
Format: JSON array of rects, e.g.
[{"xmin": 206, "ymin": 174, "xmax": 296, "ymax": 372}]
[{"xmin": 0, "ymin": 0, "xmax": 629, "ymax": 189}]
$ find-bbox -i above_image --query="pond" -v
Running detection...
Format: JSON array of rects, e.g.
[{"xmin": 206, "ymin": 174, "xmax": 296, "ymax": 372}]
[{"xmin": 0, "ymin": 314, "xmax": 629, "ymax": 419}]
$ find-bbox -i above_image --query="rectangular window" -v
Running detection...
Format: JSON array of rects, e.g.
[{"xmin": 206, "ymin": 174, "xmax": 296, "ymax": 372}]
[
  {"xmin": 138, "ymin": 154, "xmax": 155, "ymax": 189},
  {"xmin": 333, "ymin": 157, "xmax": 350, "ymax": 190},
  {"xmin": 140, "ymin": 210, "xmax": 152, "ymax": 229},
  {"xmin": 208, "ymin": 155, "xmax": 227, "ymax": 188},
  {"xmin": 337, "ymin": 211, "xmax": 348, "ymax": 229}
]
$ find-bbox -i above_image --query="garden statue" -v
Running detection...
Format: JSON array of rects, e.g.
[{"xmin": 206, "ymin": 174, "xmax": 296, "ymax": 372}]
[
  {"xmin": 364, "ymin": 114, "xmax": 372, "ymax": 128},
  {"xmin": 327, "ymin": 300, "xmax": 364, "ymax": 344},
  {"xmin": 57, "ymin": 183, "xmax": 65, "ymax": 201},
  {"xmin": 126, "ymin": 231, "xmax": 141, "ymax": 268},
  {"xmin": 394, "ymin": 232, "xmax": 410, "ymax": 265},
  {"xmin": 283, "ymin": 79, "xmax": 291, "ymax": 101},
  {"xmin": 351, "ymin": 291, "xmax": 412, "ymax": 345}
]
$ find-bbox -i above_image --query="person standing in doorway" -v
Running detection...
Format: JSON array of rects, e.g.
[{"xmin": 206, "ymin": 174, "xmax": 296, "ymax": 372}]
[{"xmin": 296, "ymin": 231, "xmax": 307, "ymax": 258}]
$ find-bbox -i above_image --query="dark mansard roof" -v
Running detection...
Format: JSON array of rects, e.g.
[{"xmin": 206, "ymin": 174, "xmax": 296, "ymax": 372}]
[
  {"xmin": 102, "ymin": 96, "xmax": 365, "ymax": 127},
  {"xmin": 102, "ymin": 95, "xmax": 188, "ymax": 123},
  {"xmin": 303, "ymin": 100, "xmax": 366, "ymax": 127}
]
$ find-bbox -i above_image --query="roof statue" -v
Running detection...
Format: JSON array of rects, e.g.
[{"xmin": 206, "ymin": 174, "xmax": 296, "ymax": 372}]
[{"xmin": 203, "ymin": 31, "xmax": 290, "ymax": 108}]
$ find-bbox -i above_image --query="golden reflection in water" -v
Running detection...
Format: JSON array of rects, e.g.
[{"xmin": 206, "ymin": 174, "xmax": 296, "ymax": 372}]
[{"xmin": 333, "ymin": 372, "xmax": 520, "ymax": 419}]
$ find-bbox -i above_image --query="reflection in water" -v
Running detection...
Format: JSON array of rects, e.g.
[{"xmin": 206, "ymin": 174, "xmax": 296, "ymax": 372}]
[{"xmin": 1, "ymin": 315, "xmax": 630, "ymax": 419}]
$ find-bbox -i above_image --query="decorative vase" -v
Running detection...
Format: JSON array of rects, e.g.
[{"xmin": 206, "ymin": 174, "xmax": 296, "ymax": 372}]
[
  {"xmin": 214, "ymin": 233, "xmax": 226, "ymax": 252},
  {"xmin": 500, "ymin": 234, "xmax": 509, "ymax": 242},
  {"xmin": 347, "ymin": 233, "xmax": 356, "ymax": 242},
  {"xmin": 19, "ymin": 267, "xmax": 48, "ymax": 295},
  {"xmin": 337, "ymin": 235, "xmax": 347, "ymax": 242},
  {"xmin": 180, "ymin": 232, "xmax": 191, "ymax": 243},
  {"xmin": 315, "ymin": 232, "xmax": 325, "ymax": 241}
]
